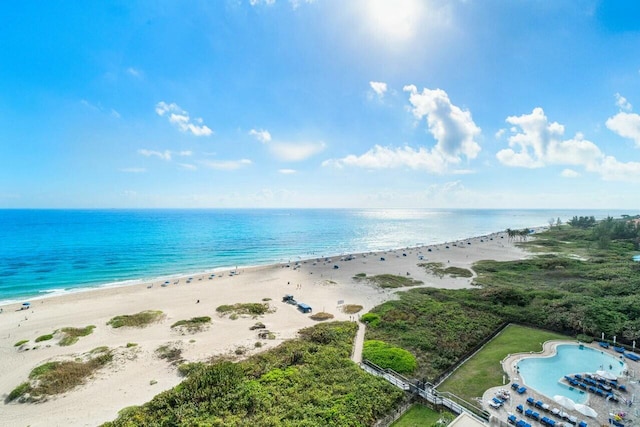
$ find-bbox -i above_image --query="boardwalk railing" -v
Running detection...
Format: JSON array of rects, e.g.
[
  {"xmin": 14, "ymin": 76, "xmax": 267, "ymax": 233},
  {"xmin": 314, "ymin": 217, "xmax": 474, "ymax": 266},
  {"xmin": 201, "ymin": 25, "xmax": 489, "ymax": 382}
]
[{"xmin": 361, "ymin": 359, "xmax": 490, "ymax": 425}]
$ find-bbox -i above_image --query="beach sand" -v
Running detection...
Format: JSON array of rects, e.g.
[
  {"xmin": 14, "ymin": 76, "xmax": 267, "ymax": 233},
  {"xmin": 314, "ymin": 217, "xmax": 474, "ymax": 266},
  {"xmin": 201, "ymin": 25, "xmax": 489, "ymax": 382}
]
[{"xmin": 0, "ymin": 231, "xmax": 535, "ymax": 426}]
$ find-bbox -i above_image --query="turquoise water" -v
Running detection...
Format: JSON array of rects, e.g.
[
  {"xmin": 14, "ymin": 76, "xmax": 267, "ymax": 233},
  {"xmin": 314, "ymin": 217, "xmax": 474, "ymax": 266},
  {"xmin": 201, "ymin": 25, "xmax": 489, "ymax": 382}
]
[
  {"xmin": 0, "ymin": 209, "xmax": 625, "ymax": 303},
  {"xmin": 517, "ymin": 344, "xmax": 626, "ymax": 403},
  {"xmin": 633, "ymin": 255, "xmax": 640, "ymax": 262}
]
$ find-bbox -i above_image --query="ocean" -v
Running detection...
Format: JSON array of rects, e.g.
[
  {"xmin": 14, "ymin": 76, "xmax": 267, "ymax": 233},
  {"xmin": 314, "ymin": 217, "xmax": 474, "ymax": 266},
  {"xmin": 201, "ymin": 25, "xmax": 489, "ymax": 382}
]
[{"xmin": 0, "ymin": 209, "xmax": 626, "ymax": 303}]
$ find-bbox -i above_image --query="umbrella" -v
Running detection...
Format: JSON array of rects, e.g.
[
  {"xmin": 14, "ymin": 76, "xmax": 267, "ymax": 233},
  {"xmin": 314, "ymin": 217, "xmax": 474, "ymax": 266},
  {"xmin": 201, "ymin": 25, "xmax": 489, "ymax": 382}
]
[
  {"xmin": 554, "ymin": 395, "xmax": 576, "ymax": 410},
  {"xmin": 574, "ymin": 404, "xmax": 598, "ymax": 418},
  {"xmin": 596, "ymin": 370, "xmax": 617, "ymax": 380}
]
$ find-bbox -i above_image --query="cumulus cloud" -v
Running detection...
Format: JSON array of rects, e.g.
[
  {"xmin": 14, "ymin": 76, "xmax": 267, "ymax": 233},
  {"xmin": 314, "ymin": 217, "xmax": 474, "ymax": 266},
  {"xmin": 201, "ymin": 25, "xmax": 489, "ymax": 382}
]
[
  {"xmin": 201, "ymin": 159, "xmax": 252, "ymax": 171},
  {"xmin": 369, "ymin": 81, "xmax": 388, "ymax": 98},
  {"xmin": 561, "ymin": 169, "xmax": 580, "ymax": 178},
  {"xmin": 325, "ymin": 86, "xmax": 481, "ymax": 174},
  {"xmin": 278, "ymin": 169, "xmax": 297, "ymax": 174},
  {"xmin": 403, "ymin": 85, "xmax": 481, "ymax": 160},
  {"xmin": 250, "ymin": 128, "xmax": 325, "ymax": 161},
  {"xmin": 155, "ymin": 102, "xmax": 213, "ymax": 136},
  {"xmin": 606, "ymin": 111, "xmax": 640, "ymax": 147},
  {"xmin": 497, "ymin": 107, "xmax": 640, "ymax": 182},
  {"xmin": 249, "ymin": 129, "xmax": 272, "ymax": 143}
]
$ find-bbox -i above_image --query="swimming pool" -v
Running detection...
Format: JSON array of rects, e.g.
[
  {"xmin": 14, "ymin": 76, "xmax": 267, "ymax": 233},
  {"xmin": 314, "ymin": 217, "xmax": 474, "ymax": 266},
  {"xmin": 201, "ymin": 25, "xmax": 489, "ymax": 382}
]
[
  {"xmin": 517, "ymin": 344, "xmax": 625, "ymax": 403},
  {"xmin": 633, "ymin": 255, "xmax": 640, "ymax": 262}
]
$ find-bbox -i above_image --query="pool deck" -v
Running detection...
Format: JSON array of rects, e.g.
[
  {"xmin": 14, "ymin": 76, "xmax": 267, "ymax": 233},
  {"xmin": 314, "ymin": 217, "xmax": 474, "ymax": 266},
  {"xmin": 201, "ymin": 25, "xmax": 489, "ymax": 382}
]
[{"xmin": 482, "ymin": 340, "xmax": 639, "ymax": 426}]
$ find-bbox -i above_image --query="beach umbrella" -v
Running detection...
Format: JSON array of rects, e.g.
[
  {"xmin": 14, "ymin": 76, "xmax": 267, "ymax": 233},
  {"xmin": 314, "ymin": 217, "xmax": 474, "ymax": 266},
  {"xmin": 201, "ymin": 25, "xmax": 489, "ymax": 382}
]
[
  {"xmin": 574, "ymin": 404, "xmax": 597, "ymax": 418},
  {"xmin": 553, "ymin": 395, "xmax": 576, "ymax": 410},
  {"xmin": 596, "ymin": 370, "xmax": 617, "ymax": 380}
]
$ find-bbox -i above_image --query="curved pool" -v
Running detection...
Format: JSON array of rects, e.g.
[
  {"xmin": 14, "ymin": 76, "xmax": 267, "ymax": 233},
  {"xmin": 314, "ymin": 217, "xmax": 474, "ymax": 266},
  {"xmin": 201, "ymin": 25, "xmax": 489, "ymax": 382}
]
[{"xmin": 517, "ymin": 344, "xmax": 625, "ymax": 403}]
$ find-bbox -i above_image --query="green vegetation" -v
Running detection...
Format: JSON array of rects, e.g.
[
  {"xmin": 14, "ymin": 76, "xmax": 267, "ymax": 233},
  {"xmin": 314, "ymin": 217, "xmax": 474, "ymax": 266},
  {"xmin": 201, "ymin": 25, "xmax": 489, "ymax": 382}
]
[
  {"xmin": 126, "ymin": 342, "xmax": 138, "ymax": 348},
  {"xmin": 155, "ymin": 343, "xmax": 183, "ymax": 364},
  {"xmin": 438, "ymin": 325, "xmax": 568, "ymax": 402},
  {"xmin": 7, "ymin": 350, "xmax": 113, "ymax": 402},
  {"xmin": 171, "ymin": 316, "xmax": 211, "ymax": 333},
  {"xmin": 216, "ymin": 302, "xmax": 272, "ymax": 317},
  {"xmin": 59, "ymin": 325, "xmax": 96, "ymax": 346},
  {"xmin": 355, "ymin": 273, "xmax": 423, "ymax": 288},
  {"xmin": 309, "ymin": 312, "xmax": 334, "ymax": 321},
  {"xmin": 107, "ymin": 310, "xmax": 163, "ymax": 328},
  {"xmin": 342, "ymin": 304, "xmax": 364, "ymax": 314},
  {"xmin": 391, "ymin": 405, "xmax": 449, "ymax": 427},
  {"xmin": 102, "ymin": 322, "xmax": 403, "ymax": 426},
  {"xmin": 363, "ymin": 340, "xmax": 417, "ymax": 374},
  {"xmin": 14, "ymin": 339, "xmax": 28, "ymax": 347},
  {"xmin": 35, "ymin": 333, "xmax": 54, "ymax": 342},
  {"xmin": 419, "ymin": 262, "xmax": 473, "ymax": 278},
  {"xmin": 364, "ymin": 290, "xmax": 503, "ymax": 379}
]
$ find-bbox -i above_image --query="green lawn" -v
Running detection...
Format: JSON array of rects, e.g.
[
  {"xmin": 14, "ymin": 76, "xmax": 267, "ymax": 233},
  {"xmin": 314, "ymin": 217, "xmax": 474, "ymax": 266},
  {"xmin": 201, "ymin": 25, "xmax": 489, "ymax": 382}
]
[
  {"xmin": 391, "ymin": 404, "xmax": 442, "ymax": 427},
  {"xmin": 437, "ymin": 324, "xmax": 570, "ymax": 402}
]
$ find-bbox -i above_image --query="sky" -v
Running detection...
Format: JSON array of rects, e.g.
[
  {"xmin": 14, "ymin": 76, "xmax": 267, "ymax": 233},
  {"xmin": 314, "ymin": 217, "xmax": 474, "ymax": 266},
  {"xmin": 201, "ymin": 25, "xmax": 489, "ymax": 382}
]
[{"xmin": 1, "ymin": 0, "xmax": 640, "ymax": 209}]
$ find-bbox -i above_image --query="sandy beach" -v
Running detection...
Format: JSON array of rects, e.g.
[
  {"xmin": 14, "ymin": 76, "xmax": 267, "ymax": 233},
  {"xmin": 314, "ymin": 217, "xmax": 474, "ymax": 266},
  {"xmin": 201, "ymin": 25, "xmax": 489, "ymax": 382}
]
[{"xmin": 0, "ymin": 230, "xmax": 534, "ymax": 426}]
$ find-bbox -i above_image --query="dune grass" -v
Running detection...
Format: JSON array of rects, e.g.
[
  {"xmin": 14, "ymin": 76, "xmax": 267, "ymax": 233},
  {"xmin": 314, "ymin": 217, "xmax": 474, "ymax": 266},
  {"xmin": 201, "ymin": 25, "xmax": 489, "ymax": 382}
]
[
  {"xmin": 419, "ymin": 262, "xmax": 473, "ymax": 278},
  {"xmin": 355, "ymin": 273, "xmax": 423, "ymax": 288},
  {"xmin": 437, "ymin": 324, "xmax": 569, "ymax": 402},
  {"xmin": 14, "ymin": 339, "xmax": 29, "ymax": 347},
  {"xmin": 35, "ymin": 333, "xmax": 54, "ymax": 343},
  {"xmin": 6, "ymin": 349, "xmax": 113, "ymax": 402},
  {"xmin": 216, "ymin": 302, "xmax": 271, "ymax": 317},
  {"xmin": 59, "ymin": 325, "xmax": 96, "ymax": 346},
  {"xmin": 310, "ymin": 312, "xmax": 334, "ymax": 321},
  {"xmin": 342, "ymin": 304, "xmax": 363, "ymax": 314},
  {"xmin": 107, "ymin": 310, "xmax": 163, "ymax": 328},
  {"xmin": 171, "ymin": 316, "xmax": 211, "ymax": 333}
]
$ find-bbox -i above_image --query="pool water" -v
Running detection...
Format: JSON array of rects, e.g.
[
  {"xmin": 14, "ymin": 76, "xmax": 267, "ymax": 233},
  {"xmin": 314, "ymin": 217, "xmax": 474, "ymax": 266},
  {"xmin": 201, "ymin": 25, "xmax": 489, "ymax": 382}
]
[
  {"xmin": 633, "ymin": 255, "xmax": 640, "ymax": 262},
  {"xmin": 517, "ymin": 344, "xmax": 625, "ymax": 403}
]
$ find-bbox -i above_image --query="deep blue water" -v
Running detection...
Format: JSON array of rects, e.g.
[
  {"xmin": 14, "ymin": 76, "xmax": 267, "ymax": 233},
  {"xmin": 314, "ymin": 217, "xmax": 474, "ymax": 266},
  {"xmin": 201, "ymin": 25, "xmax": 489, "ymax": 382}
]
[{"xmin": 0, "ymin": 209, "xmax": 626, "ymax": 303}]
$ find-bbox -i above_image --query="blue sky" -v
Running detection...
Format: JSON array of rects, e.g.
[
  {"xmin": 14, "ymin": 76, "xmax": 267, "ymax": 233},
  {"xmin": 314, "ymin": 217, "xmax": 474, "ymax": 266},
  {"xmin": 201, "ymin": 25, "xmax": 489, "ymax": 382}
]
[{"xmin": 1, "ymin": 0, "xmax": 640, "ymax": 209}]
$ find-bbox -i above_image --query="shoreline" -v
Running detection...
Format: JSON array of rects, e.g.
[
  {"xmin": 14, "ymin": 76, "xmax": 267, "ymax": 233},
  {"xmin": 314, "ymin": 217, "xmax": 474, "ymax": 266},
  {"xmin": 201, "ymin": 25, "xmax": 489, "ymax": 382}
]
[
  {"xmin": 0, "ymin": 227, "xmax": 541, "ymax": 426},
  {"xmin": 0, "ymin": 226, "xmax": 546, "ymax": 309}
]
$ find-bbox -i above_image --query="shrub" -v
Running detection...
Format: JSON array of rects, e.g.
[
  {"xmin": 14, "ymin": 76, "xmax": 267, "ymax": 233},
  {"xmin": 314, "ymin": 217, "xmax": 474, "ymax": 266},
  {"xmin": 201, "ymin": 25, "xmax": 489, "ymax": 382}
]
[
  {"xmin": 361, "ymin": 312, "xmax": 381, "ymax": 327},
  {"xmin": 35, "ymin": 334, "xmax": 53, "ymax": 343},
  {"xmin": 107, "ymin": 310, "xmax": 163, "ymax": 328},
  {"xmin": 362, "ymin": 340, "xmax": 417, "ymax": 374},
  {"xmin": 155, "ymin": 344, "xmax": 183, "ymax": 364},
  {"xmin": 216, "ymin": 303, "xmax": 271, "ymax": 316},
  {"xmin": 126, "ymin": 342, "xmax": 138, "ymax": 348},
  {"xmin": 363, "ymin": 274, "xmax": 423, "ymax": 288},
  {"xmin": 576, "ymin": 334, "xmax": 594, "ymax": 343},
  {"xmin": 6, "ymin": 382, "xmax": 31, "ymax": 402},
  {"xmin": 14, "ymin": 339, "xmax": 28, "ymax": 347}
]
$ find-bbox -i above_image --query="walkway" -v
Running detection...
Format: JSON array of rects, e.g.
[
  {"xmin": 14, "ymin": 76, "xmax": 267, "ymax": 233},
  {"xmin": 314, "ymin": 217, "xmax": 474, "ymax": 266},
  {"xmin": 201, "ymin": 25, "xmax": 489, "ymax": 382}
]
[{"xmin": 352, "ymin": 321, "xmax": 365, "ymax": 363}]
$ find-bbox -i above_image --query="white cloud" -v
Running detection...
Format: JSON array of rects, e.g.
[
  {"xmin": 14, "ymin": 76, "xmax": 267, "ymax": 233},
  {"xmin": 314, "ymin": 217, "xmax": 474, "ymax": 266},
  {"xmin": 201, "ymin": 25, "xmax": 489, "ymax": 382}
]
[
  {"xmin": 290, "ymin": 0, "xmax": 314, "ymax": 9},
  {"xmin": 403, "ymin": 85, "xmax": 481, "ymax": 160},
  {"xmin": 278, "ymin": 169, "xmax": 297, "ymax": 174},
  {"xmin": 495, "ymin": 128, "xmax": 506, "ymax": 139},
  {"xmin": 155, "ymin": 102, "xmax": 213, "ymax": 136},
  {"xmin": 606, "ymin": 111, "xmax": 640, "ymax": 147},
  {"xmin": 127, "ymin": 67, "xmax": 142, "ymax": 78},
  {"xmin": 250, "ymin": 0, "xmax": 275, "ymax": 5},
  {"xmin": 269, "ymin": 141, "xmax": 326, "ymax": 162},
  {"xmin": 179, "ymin": 163, "xmax": 197, "ymax": 171},
  {"xmin": 497, "ymin": 107, "xmax": 640, "ymax": 182},
  {"xmin": 121, "ymin": 167, "xmax": 146, "ymax": 173},
  {"xmin": 615, "ymin": 93, "xmax": 632, "ymax": 111},
  {"xmin": 323, "ymin": 144, "xmax": 449, "ymax": 173},
  {"xmin": 178, "ymin": 150, "xmax": 193, "ymax": 157},
  {"xmin": 369, "ymin": 81, "xmax": 388, "ymax": 98},
  {"xmin": 138, "ymin": 149, "xmax": 172, "ymax": 161},
  {"xmin": 249, "ymin": 129, "xmax": 272, "ymax": 143},
  {"xmin": 250, "ymin": 128, "xmax": 325, "ymax": 161},
  {"xmin": 326, "ymin": 86, "xmax": 481, "ymax": 174},
  {"xmin": 201, "ymin": 159, "xmax": 252, "ymax": 171},
  {"xmin": 561, "ymin": 168, "xmax": 580, "ymax": 178}
]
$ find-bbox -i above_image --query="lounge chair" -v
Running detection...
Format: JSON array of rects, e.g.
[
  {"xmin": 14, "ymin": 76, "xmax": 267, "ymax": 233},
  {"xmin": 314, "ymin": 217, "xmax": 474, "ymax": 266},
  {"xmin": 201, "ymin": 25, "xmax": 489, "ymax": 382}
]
[
  {"xmin": 542, "ymin": 403, "xmax": 550, "ymax": 411},
  {"xmin": 599, "ymin": 341, "xmax": 609, "ymax": 348},
  {"xmin": 531, "ymin": 412, "xmax": 540, "ymax": 421},
  {"xmin": 516, "ymin": 421, "xmax": 528, "ymax": 427},
  {"xmin": 619, "ymin": 385, "xmax": 627, "ymax": 392},
  {"xmin": 614, "ymin": 346, "xmax": 625, "ymax": 353},
  {"xmin": 535, "ymin": 401, "xmax": 544, "ymax": 409},
  {"xmin": 526, "ymin": 397, "xmax": 535, "ymax": 405},
  {"xmin": 516, "ymin": 405, "xmax": 524, "ymax": 413},
  {"xmin": 508, "ymin": 415, "xmax": 517, "ymax": 424},
  {"xmin": 525, "ymin": 409, "xmax": 534, "ymax": 418},
  {"xmin": 517, "ymin": 386, "xmax": 527, "ymax": 394},
  {"xmin": 492, "ymin": 397, "xmax": 504, "ymax": 406},
  {"xmin": 489, "ymin": 400, "xmax": 501, "ymax": 409},
  {"xmin": 511, "ymin": 383, "xmax": 520, "ymax": 390},
  {"xmin": 578, "ymin": 422, "xmax": 587, "ymax": 427},
  {"xmin": 550, "ymin": 408, "xmax": 560, "ymax": 416}
]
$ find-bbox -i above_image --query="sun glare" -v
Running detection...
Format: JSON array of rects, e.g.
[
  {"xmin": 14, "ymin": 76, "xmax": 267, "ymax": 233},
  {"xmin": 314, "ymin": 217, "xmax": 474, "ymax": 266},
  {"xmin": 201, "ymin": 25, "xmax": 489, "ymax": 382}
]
[{"xmin": 365, "ymin": 0, "xmax": 424, "ymax": 44}]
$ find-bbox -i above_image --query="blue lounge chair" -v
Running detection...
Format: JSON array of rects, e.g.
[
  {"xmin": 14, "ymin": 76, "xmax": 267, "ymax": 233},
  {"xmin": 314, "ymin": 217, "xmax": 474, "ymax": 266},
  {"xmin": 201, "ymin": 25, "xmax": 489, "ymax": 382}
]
[
  {"xmin": 625, "ymin": 352, "xmax": 640, "ymax": 361},
  {"xmin": 614, "ymin": 346, "xmax": 625, "ymax": 353},
  {"xmin": 516, "ymin": 404, "xmax": 524, "ymax": 413},
  {"xmin": 517, "ymin": 386, "xmax": 527, "ymax": 394},
  {"xmin": 511, "ymin": 383, "xmax": 520, "ymax": 390},
  {"xmin": 578, "ymin": 422, "xmax": 587, "ymax": 427},
  {"xmin": 574, "ymin": 374, "xmax": 582, "ymax": 379},
  {"xmin": 535, "ymin": 400, "xmax": 544, "ymax": 409},
  {"xmin": 526, "ymin": 397, "xmax": 535, "ymax": 405},
  {"xmin": 525, "ymin": 409, "xmax": 533, "ymax": 418},
  {"xmin": 547, "ymin": 419, "xmax": 556, "ymax": 427},
  {"xmin": 508, "ymin": 415, "xmax": 517, "ymax": 424},
  {"xmin": 610, "ymin": 420, "xmax": 624, "ymax": 427},
  {"xmin": 541, "ymin": 417, "xmax": 550, "ymax": 425},
  {"xmin": 619, "ymin": 384, "xmax": 627, "ymax": 392},
  {"xmin": 578, "ymin": 382, "xmax": 587, "ymax": 389},
  {"xmin": 595, "ymin": 389, "xmax": 604, "ymax": 396},
  {"xmin": 531, "ymin": 412, "xmax": 540, "ymax": 421},
  {"xmin": 588, "ymin": 386, "xmax": 596, "ymax": 393},
  {"xmin": 493, "ymin": 397, "xmax": 504, "ymax": 405},
  {"xmin": 599, "ymin": 341, "xmax": 609, "ymax": 348},
  {"xmin": 516, "ymin": 421, "xmax": 527, "ymax": 427}
]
